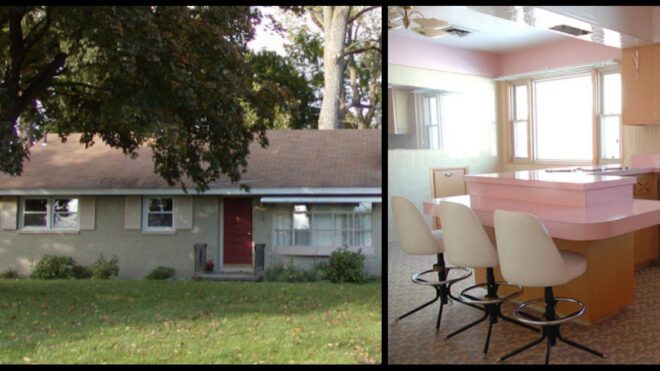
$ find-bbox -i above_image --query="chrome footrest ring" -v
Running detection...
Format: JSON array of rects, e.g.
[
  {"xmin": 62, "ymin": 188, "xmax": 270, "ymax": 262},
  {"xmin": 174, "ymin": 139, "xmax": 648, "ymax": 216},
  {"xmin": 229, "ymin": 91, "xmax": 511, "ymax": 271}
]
[
  {"xmin": 411, "ymin": 267, "xmax": 472, "ymax": 286},
  {"xmin": 458, "ymin": 282, "xmax": 524, "ymax": 305},
  {"xmin": 513, "ymin": 297, "xmax": 585, "ymax": 326}
]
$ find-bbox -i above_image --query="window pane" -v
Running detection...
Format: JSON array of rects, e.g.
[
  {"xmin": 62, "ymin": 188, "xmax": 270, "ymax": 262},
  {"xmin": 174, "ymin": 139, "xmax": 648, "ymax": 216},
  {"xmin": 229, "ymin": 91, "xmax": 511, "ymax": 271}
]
[
  {"xmin": 428, "ymin": 125, "xmax": 440, "ymax": 150},
  {"xmin": 54, "ymin": 213, "xmax": 78, "ymax": 228},
  {"xmin": 148, "ymin": 213, "xmax": 173, "ymax": 227},
  {"xmin": 336, "ymin": 231, "xmax": 354, "ymax": 247},
  {"xmin": 535, "ymin": 75, "xmax": 593, "ymax": 161},
  {"xmin": 513, "ymin": 121, "xmax": 528, "ymax": 158},
  {"xmin": 275, "ymin": 231, "xmax": 291, "ymax": 246},
  {"xmin": 514, "ymin": 85, "xmax": 528, "ymax": 120},
  {"xmin": 274, "ymin": 213, "xmax": 291, "ymax": 229},
  {"xmin": 335, "ymin": 214, "xmax": 353, "ymax": 230},
  {"xmin": 293, "ymin": 204, "xmax": 308, "ymax": 213},
  {"xmin": 356, "ymin": 214, "xmax": 372, "ymax": 230},
  {"xmin": 312, "ymin": 214, "xmax": 333, "ymax": 229},
  {"xmin": 25, "ymin": 199, "xmax": 47, "ymax": 212},
  {"xmin": 294, "ymin": 230, "xmax": 310, "ymax": 246},
  {"xmin": 54, "ymin": 199, "xmax": 78, "ymax": 213},
  {"xmin": 293, "ymin": 213, "xmax": 310, "ymax": 230},
  {"xmin": 353, "ymin": 203, "xmax": 372, "ymax": 214},
  {"xmin": 428, "ymin": 96, "xmax": 438, "ymax": 125},
  {"xmin": 148, "ymin": 198, "xmax": 173, "ymax": 212},
  {"xmin": 602, "ymin": 73, "xmax": 621, "ymax": 115},
  {"xmin": 356, "ymin": 230, "xmax": 372, "ymax": 247},
  {"xmin": 24, "ymin": 213, "xmax": 47, "ymax": 227},
  {"xmin": 313, "ymin": 231, "xmax": 334, "ymax": 247},
  {"xmin": 601, "ymin": 116, "xmax": 621, "ymax": 160}
]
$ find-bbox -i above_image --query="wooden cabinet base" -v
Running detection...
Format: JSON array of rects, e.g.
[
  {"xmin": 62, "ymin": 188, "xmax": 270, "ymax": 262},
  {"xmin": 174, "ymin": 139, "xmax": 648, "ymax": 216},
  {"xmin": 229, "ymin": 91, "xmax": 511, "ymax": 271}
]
[{"xmin": 476, "ymin": 227, "xmax": 635, "ymax": 325}]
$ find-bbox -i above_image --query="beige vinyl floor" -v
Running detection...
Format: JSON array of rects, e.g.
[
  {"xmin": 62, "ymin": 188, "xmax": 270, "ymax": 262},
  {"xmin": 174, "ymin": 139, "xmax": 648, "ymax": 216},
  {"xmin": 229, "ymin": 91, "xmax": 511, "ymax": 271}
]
[{"xmin": 387, "ymin": 240, "xmax": 660, "ymax": 364}]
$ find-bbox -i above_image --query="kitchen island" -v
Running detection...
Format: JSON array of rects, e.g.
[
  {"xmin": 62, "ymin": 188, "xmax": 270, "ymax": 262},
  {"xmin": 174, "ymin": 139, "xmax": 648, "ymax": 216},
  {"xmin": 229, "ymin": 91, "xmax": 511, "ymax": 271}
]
[{"xmin": 424, "ymin": 165, "xmax": 660, "ymax": 325}]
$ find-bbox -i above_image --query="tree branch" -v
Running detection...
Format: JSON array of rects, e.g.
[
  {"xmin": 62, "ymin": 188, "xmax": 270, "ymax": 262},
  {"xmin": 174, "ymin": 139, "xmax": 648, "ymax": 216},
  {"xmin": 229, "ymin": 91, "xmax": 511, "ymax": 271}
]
[
  {"xmin": 342, "ymin": 46, "xmax": 381, "ymax": 58},
  {"xmin": 15, "ymin": 52, "xmax": 67, "ymax": 118},
  {"xmin": 308, "ymin": 8, "xmax": 324, "ymax": 32},
  {"xmin": 22, "ymin": 8, "xmax": 52, "ymax": 56},
  {"xmin": 348, "ymin": 6, "xmax": 378, "ymax": 24}
]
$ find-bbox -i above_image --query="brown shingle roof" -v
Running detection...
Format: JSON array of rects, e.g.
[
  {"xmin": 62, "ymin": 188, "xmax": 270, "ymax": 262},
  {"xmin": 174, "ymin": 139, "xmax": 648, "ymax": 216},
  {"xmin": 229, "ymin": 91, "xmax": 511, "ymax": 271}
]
[{"xmin": 0, "ymin": 130, "xmax": 381, "ymax": 191}]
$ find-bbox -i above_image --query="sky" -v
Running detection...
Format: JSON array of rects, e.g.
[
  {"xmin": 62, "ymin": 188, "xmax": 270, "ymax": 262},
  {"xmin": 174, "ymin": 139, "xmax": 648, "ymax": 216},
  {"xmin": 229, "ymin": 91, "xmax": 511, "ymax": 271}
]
[{"xmin": 248, "ymin": 7, "xmax": 287, "ymax": 56}]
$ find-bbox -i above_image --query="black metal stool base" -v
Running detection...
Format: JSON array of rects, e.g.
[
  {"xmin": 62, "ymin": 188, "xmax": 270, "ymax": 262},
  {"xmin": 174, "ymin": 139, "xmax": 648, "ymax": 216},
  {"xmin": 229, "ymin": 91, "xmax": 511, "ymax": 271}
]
[
  {"xmin": 445, "ymin": 268, "xmax": 539, "ymax": 355},
  {"xmin": 498, "ymin": 287, "xmax": 605, "ymax": 364},
  {"xmin": 396, "ymin": 253, "xmax": 471, "ymax": 333}
]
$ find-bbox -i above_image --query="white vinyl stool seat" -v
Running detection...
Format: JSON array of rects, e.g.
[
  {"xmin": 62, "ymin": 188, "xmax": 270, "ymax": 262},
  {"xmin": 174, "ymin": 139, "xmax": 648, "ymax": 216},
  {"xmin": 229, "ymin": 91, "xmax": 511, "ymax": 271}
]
[
  {"xmin": 391, "ymin": 196, "xmax": 471, "ymax": 333},
  {"xmin": 494, "ymin": 209, "xmax": 605, "ymax": 365}
]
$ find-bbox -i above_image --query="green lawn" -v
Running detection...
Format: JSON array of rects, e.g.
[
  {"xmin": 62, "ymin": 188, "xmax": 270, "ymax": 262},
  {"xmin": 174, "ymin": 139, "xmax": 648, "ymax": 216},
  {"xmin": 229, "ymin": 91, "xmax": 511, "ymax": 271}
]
[{"xmin": 0, "ymin": 280, "xmax": 381, "ymax": 364}]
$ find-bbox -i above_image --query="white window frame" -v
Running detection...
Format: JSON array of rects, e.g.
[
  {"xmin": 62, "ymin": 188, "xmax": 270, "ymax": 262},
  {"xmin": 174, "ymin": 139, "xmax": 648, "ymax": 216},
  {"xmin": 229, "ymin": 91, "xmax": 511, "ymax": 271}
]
[
  {"xmin": 424, "ymin": 94, "xmax": 443, "ymax": 150},
  {"xmin": 143, "ymin": 197, "xmax": 175, "ymax": 231},
  {"xmin": 510, "ymin": 82, "xmax": 531, "ymax": 161},
  {"xmin": 598, "ymin": 68, "xmax": 622, "ymax": 163},
  {"xmin": 272, "ymin": 203, "xmax": 374, "ymax": 253},
  {"xmin": 20, "ymin": 197, "xmax": 80, "ymax": 231},
  {"xmin": 509, "ymin": 66, "xmax": 621, "ymax": 165}
]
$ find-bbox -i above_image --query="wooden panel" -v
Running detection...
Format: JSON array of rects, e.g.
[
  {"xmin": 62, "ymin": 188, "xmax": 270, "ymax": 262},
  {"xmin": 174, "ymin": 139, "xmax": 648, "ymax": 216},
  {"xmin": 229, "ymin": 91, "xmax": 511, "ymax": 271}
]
[
  {"xmin": 392, "ymin": 89, "xmax": 411, "ymax": 134},
  {"xmin": 174, "ymin": 196, "xmax": 193, "ymax": 230},
  {"xmin": 430, "ymin": 167, "xmax": 467, "ymax": 228},
  {"xmin": 633, "ymin": 173, "xmax": 657, "ymax": 268},
  {"xmin": 622, "ymin": 45, "xmax": 656, "ymax": 125},
  {"xmin": 223, "ymin": 198, "xmax": 253, "ymax": 265},
  {"xmin": 633, "ymin": 173, "xmax": 657, "ymax": 199},
  {"xmin": 478, "ymin": 227, "xmax": 635, "ymax": 325},
  {"xmin": 124, "ymin": 196, "xmax": 142, "ymax": 230},
  {"xmin": 0, "ymin": 197, "xmax": 17, "ymax": 230},
  {"xmin": 79, "ymin": 196, "xmax": 96, "ymax": 231}
]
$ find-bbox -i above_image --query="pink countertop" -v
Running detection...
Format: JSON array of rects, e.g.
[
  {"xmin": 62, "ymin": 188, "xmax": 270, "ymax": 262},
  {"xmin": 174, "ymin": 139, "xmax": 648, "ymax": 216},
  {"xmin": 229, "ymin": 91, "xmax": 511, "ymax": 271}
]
[
  {"xmin": 465, "ymin": 169, "xmax": 635, "ymax": 190},
  {"xmin": 424, "ymin": 195, "xmax": 660, "ymax": 241}
]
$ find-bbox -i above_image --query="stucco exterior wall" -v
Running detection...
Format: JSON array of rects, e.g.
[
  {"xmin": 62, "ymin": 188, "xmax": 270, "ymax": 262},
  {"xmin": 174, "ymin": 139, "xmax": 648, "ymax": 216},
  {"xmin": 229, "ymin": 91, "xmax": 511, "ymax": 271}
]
[
  {"xmin": 0, "ymin": 196, "xmax": 219, "ymax": 279},
  {"xmin": 0, "ymin": 196, "xmax": 382, "ymax": 278}
]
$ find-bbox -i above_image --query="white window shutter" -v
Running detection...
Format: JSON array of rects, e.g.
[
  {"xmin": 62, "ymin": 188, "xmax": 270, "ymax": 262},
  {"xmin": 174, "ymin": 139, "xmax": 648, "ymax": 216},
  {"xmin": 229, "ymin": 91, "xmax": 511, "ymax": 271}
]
[
  {"xmin": 0, "ymin": 197, "xmax": 17, "ymax": 230},
  {"xmin": 174, "ymin": 196, "xmax": 193, "ymax": 230},
  {"xmin": 125, "ymin": 196, "xmax": 142, "ymax": 230},
  {"xmin": 79, "ymin": 196, "xmax": 96, "ymax": 231}
]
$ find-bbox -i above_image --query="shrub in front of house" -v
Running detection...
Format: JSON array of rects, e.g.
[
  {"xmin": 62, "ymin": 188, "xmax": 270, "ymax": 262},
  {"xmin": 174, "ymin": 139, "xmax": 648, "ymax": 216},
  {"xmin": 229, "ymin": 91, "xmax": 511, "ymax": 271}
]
[
  {"xmin": 31, "ymin": 255, "xmax": 77, "ymax": 279},
  {"xmin": 262, "ymin": 260, "xmax": 318, "ymax": 282},
  {"xmin": 145, "ymin": 266, "xmax": 176, "ymax": 280},
  {"xmin": 0, "ymin": 269, "xmax": 19, "ymax": 279},
  {"xmin": 72, "ymin": 264, "xmax": 92, "ymax": 279},
  {"xmin": 324, "ymin": 247, "xmax": 367, "ymax": 284},
  {"xmin": 91, "ymin": 255, "xmax": 119, "ymax": 279}
]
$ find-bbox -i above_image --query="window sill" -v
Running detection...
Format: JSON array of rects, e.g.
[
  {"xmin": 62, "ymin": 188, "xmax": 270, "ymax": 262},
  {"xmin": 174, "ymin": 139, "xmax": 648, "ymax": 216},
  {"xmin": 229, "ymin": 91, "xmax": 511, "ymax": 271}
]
[
  {"xmin": 17, "ymin": 229, "xmax": 80, "ymax": 235},
  {"xmin": 276, "ymin": 246, "xmax": 374, "ymax": 257},
  {"xmin": 141, "ymin": 230, "xmax": 177, "ymax": 235}
]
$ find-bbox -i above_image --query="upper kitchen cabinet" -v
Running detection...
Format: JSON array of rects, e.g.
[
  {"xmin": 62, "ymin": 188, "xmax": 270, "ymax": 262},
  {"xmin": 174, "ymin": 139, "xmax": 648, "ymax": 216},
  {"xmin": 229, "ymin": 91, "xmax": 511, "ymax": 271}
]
[
  {"xmin": 622, "ymin": 44, "xmax": 660, "ymax": 125},
  {"xmin": 387, "ymin": 87, "xmax": 412, "ymax": 134}
]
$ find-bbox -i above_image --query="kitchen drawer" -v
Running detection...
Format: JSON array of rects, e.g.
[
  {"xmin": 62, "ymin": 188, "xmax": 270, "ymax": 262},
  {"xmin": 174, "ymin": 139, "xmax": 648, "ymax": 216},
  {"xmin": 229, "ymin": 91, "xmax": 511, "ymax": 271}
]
[
  {"xmin": 633, "ymin": 173, "xmax": 657, "ymax": 200},
  {"xmin": 430, "ymin": 167, "xmax": 467, "ymax": 228}
]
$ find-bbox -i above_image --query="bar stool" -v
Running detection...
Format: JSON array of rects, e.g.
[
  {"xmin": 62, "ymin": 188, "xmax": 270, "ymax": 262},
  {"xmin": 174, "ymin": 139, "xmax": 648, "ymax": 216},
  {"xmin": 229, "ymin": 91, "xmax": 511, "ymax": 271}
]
[
  {"xmin": 438, "ymin": 201, "xmax": 538, "ymax": 355},
  {"xmin": 493, "ymin": 209, "xmax": 605, "ymax": 364},
  {"xmin": 391, "ymin": 196, "xmax": 471, "ymax": 333}
]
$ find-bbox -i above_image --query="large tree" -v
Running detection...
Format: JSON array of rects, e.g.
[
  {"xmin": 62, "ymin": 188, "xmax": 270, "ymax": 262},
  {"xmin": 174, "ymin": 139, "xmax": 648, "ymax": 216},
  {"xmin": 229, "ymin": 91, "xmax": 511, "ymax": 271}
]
[
  {"xmin": 305, "ymin": 6, "xmax": 381, "ymax": 130},
  {"xmin": 0, "ymin": 6, "xmax": 282, "ymax": 191}
]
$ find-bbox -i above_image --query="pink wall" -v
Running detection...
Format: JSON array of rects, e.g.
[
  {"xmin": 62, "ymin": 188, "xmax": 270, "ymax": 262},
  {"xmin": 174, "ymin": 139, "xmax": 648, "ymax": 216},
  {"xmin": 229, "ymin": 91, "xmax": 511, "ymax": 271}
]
[
  {"xmin": 388, "ymin": 33, "xmax": 500, "ymax": 78},
  {"xmin": 498, "ymin": 37, "xmax": 621, "ymax": 76}
]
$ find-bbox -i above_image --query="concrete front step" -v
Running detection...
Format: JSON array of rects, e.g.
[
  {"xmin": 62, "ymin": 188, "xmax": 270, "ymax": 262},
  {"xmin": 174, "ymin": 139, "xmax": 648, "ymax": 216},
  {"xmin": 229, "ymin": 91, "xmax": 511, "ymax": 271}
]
[{"xmin": 196, "ymin": 272, "xmax": 261, "ymax": 282}]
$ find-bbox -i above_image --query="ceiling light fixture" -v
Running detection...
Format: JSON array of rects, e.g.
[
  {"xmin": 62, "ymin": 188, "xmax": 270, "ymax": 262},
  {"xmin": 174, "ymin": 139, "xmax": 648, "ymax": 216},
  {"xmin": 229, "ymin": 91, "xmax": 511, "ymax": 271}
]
[{"xmin": 388, "ymin": 6, "xmax": 451, "ymax": 38}]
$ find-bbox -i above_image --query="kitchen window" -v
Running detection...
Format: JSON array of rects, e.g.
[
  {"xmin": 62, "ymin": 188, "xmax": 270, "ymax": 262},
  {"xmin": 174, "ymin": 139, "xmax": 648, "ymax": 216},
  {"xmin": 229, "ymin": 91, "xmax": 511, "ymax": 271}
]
[
  {"xmin": 509, "ymin": 67, "xmax": 621, "ymax": 163},
  {"xmin": 273, "ymin": 203, "xmax": 373, "ymax": 251},
  {"xmin": 21, "ymin": 197, "xmax": 79, "ymax": 230}
]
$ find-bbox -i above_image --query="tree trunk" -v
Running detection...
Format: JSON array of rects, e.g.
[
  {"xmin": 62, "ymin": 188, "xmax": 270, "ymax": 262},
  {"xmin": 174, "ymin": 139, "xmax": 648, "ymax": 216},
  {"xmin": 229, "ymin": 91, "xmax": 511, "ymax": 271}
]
[{"xmin": 317, "ymin": 6, "xmax": 349, "ymax": 130}]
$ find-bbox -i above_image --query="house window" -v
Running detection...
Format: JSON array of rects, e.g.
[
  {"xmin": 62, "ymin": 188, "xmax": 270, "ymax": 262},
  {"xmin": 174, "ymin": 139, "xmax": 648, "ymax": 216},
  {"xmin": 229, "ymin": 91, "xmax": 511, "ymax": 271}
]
[
  {"xmin": 144, "ymin": 197, "xmax": 174, "ymax": 230},
  {"xmin": 273, "ymin": 203, "xmax": 373, "ymax": 249},
  {"xmin": 21, "ymin": 197, "xmax": 79, "ymax": 230},
  {"xmin": 509, "ymin": 67, "xmax": 621, "ymax": 163}
]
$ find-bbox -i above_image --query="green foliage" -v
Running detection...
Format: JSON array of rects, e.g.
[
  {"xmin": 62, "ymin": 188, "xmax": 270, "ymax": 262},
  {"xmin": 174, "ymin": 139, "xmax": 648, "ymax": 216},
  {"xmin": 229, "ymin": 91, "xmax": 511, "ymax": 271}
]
[
  {"xmin": 247, "ymin": 50, "xmax": 319, "ymax": 129},
  {"xmin": 91, "ymin": 255, "xmax": 120, "ymax": 279},
  {"xmin": 0, "ymin": 6, "xmax": 285, "ymax": 192},
  {"xmin": 31, "ymin": 255, "xmax": 77, "ymax": 279},
  {"xmin": 325, "ymin": 248, "xmax": 367, "ymax": 284},
  {"xmin": 145, "ymin": 266, "xmax": 176, "ymax": 280},
  {"xmin": 72, "ymin": 264, "xmax": 92, "ymax": 279},
  {"xmin": 262, "ymin": 260, "xmax": 319, "ymax": 282},
  {"xmin": 0, "ymin": 269, "xmax": 19, "ymax": 279}
]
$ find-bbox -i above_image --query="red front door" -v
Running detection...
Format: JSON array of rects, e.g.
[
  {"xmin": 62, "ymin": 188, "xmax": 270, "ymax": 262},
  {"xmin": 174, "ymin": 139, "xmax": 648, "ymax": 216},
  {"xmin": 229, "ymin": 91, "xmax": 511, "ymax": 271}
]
[{"xmin": 223, "ymin": 198, "xmax": 253, "ymax": 265}]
